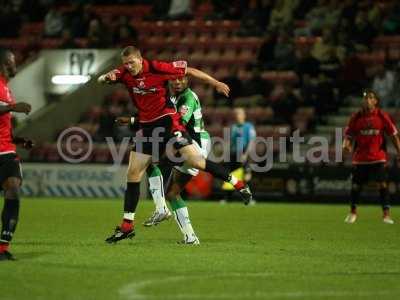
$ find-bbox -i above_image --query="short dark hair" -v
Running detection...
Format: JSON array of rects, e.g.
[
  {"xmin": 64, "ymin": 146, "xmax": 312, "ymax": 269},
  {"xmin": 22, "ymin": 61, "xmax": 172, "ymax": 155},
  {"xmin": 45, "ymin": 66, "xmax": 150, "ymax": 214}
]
[{"xmin": 121, "ymin": 46, "xmax": 141, "ymax": 57}]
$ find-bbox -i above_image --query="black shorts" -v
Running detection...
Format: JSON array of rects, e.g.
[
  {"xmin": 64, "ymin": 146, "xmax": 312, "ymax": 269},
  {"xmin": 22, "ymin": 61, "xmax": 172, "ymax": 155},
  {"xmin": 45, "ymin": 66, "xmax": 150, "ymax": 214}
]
[
  {"xmin": 133, "ymin": 115, "xmax": 192, "ymax": 158},
  {"xmin": 352, "ymin": 163, "xmax": 387, "ymax": 185},
  {"xmin": 0, "ymin": 153, "xmax": 22, "ymax": 189}
]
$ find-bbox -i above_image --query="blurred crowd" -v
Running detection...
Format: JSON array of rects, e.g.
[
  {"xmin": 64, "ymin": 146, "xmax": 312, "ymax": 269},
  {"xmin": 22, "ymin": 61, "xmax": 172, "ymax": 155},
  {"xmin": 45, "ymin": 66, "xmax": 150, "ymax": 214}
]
[{"xmin": 2, "ymin": 0, "xmax": 400, "ymax": 145}]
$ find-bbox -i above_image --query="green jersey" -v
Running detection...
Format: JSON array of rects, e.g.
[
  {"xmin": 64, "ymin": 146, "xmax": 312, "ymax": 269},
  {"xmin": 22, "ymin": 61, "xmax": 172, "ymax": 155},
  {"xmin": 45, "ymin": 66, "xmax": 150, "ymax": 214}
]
[{"xmin": 172, "ymin": 88, "xmax": 210, "ymax": 144}]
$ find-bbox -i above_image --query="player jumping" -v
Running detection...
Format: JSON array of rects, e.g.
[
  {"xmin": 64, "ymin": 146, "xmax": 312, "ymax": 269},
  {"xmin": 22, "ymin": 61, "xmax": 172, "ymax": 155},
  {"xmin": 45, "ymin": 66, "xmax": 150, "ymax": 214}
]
[
  {"xmin": 147, "ymin": 76, "xmax": 211, "ymax": 244},
  {"xmin": 98, "ymin": 46, "xmax": 252, "ymax": 243},
  {"xmin": 0, "ymin": 48, "xmax": 34, "ymax": 261},
  {"xmin": 343, "ymin": 89, "xmax": 400, "ymax": 224},
  {"xmin": 116, "ymin": 76, "xmax": 207, "ymax": 244}
]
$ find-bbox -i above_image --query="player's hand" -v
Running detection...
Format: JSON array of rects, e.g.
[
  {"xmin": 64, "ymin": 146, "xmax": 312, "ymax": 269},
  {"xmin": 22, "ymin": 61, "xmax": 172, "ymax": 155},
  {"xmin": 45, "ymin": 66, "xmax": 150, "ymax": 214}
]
[
  {"xmin": 215, "ymin": 81, "xmax": 230, "ymax": 97},
  {"xmin": 12, "ymin": 102, "xmax": 31, "ymax": 114},
  {"xmin": 104, "ymin": 70, "xmax": 119, "ymax": 83},
  {"xmin": 342, "ymin": 144, "xmax": 352, "ymax": 153},
  {"xmin": 342, "ymin": 139, "xmax": 352, "ymax": 153},
  {"xmin": 115, "ymin": 116, "xmax": 131, "ymax": 126}
]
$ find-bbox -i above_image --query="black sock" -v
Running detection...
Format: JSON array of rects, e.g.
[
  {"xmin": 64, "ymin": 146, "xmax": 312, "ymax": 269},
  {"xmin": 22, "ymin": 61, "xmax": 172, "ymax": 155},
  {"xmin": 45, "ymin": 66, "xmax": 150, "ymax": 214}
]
[
  {"xmin": 350, "ymin": 185, "xmax": 361, "ymax": 212},
  {"xmin": 124, "ymin": 182, "xmax": 140, "ymax": 213},
  {"xmin": 379, "ymin": 187, "xmax": 390, "ymax": 211},
  {"xmin": 1, "ymin": 199, "xmax": 20, "ymax": 243},
  {"xmin": 205, "ymin": 160, "xmax": 231, "ymax": 182}
]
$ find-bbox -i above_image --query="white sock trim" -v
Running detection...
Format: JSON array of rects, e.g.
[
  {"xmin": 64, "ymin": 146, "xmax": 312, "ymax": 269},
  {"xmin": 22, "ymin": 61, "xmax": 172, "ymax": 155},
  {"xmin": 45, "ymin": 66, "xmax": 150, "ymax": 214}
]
[{"xmin": 123, "ymin": 212, "xmax": 135, "ymax": 221}]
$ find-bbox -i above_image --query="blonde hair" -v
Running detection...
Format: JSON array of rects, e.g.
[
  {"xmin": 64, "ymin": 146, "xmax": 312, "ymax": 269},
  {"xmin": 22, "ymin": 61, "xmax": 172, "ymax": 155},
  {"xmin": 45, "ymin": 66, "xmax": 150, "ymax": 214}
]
[{"xmin": 121, "ymin": 46, "xmax": 141, "ymax": 58}]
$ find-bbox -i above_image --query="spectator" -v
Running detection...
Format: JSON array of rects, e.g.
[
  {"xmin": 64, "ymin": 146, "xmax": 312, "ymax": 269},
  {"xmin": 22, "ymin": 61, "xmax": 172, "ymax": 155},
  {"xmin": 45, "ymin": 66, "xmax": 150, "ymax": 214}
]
[
  {"xmin": 296, "ymin": 0, "xmax": 341, "ymax": 36},
  {"xmin": 383, "ymin": 2, "xmax": 400, "ymax": 35},
  {"xmin": 65, "ymin": 3, "xmax": 96, "ymax": 38},
  {"xmin": 60, "ymin": 29, "xmax": 80, "ymax": 49},
  {"xmin": 351, "ymin": 10, "xmax": 376, "ymax": 51},
  {"xmin": 297, "ymin": 0, "xmax": 330, "ymax": 36},
  {"xmin": 44, "ymin": 4, "xmax": 64, "ymax": 38},
  {"xmin": 311, "ymin": 28, "xmax": 340, "ymax": 79},
  {"xmin": 237, "ymin": 0, "xmax": 264, "ymax": 37},
  {"xmin": 87, "ymin": 18, "xmax": 111, "ymax": 48},
  {"xmin": 372, "ymin": 65, "xmax": 395, "ymax": 107},
  {"xmin": 268, "ymin": 0, "xmax": 297, "ymax": 32},
  {"xmin": 268, "ymin": 29, "xmax": 295, "ymax": 70},
  {"xmin": 365, "ymin": 0, "xmax": 382, "ymax": 31},
  {"xmin": 167, "ymin": 0, "xmax": 192, "ymax": 20},
  {"xmin": 259, "ymin": 0, "xmax": 274, "ymax": 30},
  {"xmin": 113, "ymin": 16, "xmax": 138, "ymax": 47}
]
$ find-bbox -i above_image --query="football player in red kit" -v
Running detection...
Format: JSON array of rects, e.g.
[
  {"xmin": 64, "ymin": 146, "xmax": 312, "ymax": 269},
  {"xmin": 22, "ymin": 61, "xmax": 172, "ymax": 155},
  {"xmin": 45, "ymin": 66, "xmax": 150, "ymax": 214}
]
[
  {"xmin": 98, "ymin": 46, "xmax": 252, "ymax": 243},
  {"xmin": 0, "ymin": 48, "xmax": 34, "ymax": 260},
  {"xmin": 343, "ymin": 89, "xmax": 400, "ymax": 224}
]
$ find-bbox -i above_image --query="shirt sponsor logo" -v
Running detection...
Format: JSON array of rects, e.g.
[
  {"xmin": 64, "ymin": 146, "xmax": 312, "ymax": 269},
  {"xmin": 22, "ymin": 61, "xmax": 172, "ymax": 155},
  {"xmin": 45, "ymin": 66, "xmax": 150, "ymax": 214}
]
[
  {"xmin": 172, "ymin": 61, "xmax": 187, "ymax": 69},
  {"xmin": 360, "ymin": 129, "xmax": 380, "ymax": 136},
  {"xmin": 132, "ymin": 87, "xmax": 157, "ymax": 95}
]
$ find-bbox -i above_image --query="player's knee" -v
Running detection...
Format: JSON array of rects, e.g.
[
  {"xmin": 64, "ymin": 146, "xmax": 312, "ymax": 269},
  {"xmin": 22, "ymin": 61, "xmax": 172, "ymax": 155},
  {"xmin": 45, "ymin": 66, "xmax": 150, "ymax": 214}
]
[
  {"xmin": 4, "ymin": 185, "xmax": 20, "ymax": 200},
  {"xmin": 126, "ymin": 167, "xmax": 144, "ymax": 182}
]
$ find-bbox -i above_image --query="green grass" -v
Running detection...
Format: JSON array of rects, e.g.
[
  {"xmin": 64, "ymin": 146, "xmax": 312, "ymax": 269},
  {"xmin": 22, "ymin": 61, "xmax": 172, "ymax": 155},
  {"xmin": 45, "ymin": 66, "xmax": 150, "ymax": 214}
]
[{"xmin": 1, "ymin": 198, "xmax": 400, "ymax": 300}]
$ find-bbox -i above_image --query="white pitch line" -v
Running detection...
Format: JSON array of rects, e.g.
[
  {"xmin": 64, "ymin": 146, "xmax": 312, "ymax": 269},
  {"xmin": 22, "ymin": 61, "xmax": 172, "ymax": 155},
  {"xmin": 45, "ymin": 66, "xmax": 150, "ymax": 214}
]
[{"xmin": 118, "ymin": 273, "xmax": 400, "ymax": 300}]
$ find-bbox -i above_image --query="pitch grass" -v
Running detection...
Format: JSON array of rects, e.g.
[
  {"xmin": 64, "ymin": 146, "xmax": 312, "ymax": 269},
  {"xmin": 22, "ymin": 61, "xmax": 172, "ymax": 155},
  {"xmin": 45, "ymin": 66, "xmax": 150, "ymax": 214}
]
[{"xmin": 1, "ymin": 198, "xmax": 400, "ymax": 300}]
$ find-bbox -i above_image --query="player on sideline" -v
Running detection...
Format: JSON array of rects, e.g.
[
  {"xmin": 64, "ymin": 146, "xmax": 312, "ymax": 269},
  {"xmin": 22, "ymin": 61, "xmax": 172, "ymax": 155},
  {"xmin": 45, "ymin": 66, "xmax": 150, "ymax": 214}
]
[
  {"xmin": 98, "ymin": 46, "xmax": 252, "ymax": 243},
  {"xmin": 0, "ymin": 48, "xmax": 33, "ymax": 261},
  {"xmin": 343, "ymin": 89, "xmax": 400, "ymax": 224}
]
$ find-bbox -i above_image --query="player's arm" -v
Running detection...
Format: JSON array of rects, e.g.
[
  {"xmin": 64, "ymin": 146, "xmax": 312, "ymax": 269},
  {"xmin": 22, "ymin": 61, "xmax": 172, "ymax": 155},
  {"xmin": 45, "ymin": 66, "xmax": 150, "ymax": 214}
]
[
  {"xmin": 98, "ymin": 68, "xmax": 122, "ymax": 84},
  {"xmin": 186, "ymin": 67, "xmax": 230, "ymax": 97},
  {"xmin": 343, "ymin": 114, "xmax": 356, "ymax": 153},
  {"xmin": 383, "ymin": 113, "xmax": 400, "ymax": 158},
  {"xmin": 152, "ymin": 60, "xmax": 230, "ymax": 96},
  {"xmin": 389, "ymin": 134, "xmax": 400, "ymax": 158},
  {"xmin": 0, "ymin": 102, "xmax": 31, "ymax": 115},
  {"xmin": 342, "ymin": 136, "xmax": 352, "ymax": 153}
]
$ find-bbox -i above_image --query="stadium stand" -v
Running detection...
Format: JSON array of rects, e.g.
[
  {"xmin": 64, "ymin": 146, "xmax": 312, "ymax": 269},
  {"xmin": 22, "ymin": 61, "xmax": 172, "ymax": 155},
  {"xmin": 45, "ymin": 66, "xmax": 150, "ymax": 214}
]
[{"xmin": 2, "ymin": 0, "xmax": 400, "ymax": 164}]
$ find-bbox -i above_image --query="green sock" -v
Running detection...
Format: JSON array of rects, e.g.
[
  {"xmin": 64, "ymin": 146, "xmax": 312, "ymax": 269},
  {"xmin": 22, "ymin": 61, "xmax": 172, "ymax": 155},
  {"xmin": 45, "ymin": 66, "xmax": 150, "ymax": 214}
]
[
  {"xmin": 171, "ymin": 196, "xmax": 197, "ymax": 242},
  {"xmin": 170, "ymin": 195, "xmax": 186, "ymax": 211}
]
